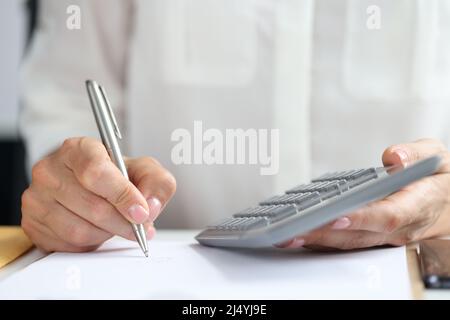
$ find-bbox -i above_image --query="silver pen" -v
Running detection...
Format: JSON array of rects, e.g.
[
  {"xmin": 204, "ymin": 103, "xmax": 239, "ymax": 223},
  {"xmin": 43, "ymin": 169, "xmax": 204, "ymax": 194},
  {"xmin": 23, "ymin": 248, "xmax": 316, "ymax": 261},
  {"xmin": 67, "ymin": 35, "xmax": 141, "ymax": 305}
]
[{"xmin": 85, "ymin": 80, "xmax": 149, "ymax": 257}]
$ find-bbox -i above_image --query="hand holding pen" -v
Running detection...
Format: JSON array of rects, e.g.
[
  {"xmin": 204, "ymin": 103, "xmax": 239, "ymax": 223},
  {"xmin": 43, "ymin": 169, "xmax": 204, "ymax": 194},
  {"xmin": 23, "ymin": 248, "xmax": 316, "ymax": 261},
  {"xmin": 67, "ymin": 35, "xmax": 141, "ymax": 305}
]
[{"xmin": 20, "ymin": 81, "xmax": 176, "ymax": 254}]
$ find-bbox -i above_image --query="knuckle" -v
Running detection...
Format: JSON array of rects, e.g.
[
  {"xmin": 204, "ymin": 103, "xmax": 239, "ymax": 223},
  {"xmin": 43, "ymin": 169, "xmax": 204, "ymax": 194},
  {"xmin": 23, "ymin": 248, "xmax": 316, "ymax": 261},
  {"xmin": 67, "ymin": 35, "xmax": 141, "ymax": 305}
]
[
  {"xmin": 31, "ymin": 159, "xmax": 62, "ymax": 191},
  {"xmin": 76, "ymin": 139, "xmax": 110, "ymax": 185},
  {"xmin": 20, "ymin": 216, "xmax": 33, "ymax": 237},
  {"xmin": 141, "ymin": 156, "xmax": 161, "ymax": 167},
  {"xmin": 21, "ymin": 189, "xmax": 33, "ymax": 211},
  {"xmin": 62, "ymin": 137, "xmax": 80, "ymax": 151},
  {"xmin": 20, "ymin": 217, "xmax": 51, "ymax": 252},
  {"xmin": 402, "ymin": 229, "xmax": 421, "ymax": 244},
  {"xmin": 31, "ymin": 159, "xmax": 49, "ymax": 183},
  {"xmin": 351, "ymin": 212, "xmax": 367, "ymax": 230},
  {"xmin": 84, "ymin": 145, "xmax": 107, "ymax": 164},
  {"xmin": 382, "ymin": 204, "xmax": 403, "ymax": 233},
  {"xmin": 88, "ymin": 198, "xmax": 111, "ymax": 225},
  {"xmin": 388, "ymin": 229, "xmax": 420, "ymax": 246},
  {"xmin": 21, "ymin": 190, "xmax": 39, "ymax": 220},
  {"xmin": 21, "ymin": 189, "xmax": 47, "ymax": 223},
  {"xmin": 162, "ymin": 171, "xmax": 177, "ymax": 195},
  {"xmin": 79, "ymin": 137, "xmax": 106, "ymax": 156},
  {"xmin": 384, "ymin": 214, "xmax": 402, "ymax": 234},
  {"xmin": 78, "ymin": 156, "xmax": 107, "ymax": 188},
  {"xmin": 113, "ymin": 183, "xmax": 134, "ymax": 207}
]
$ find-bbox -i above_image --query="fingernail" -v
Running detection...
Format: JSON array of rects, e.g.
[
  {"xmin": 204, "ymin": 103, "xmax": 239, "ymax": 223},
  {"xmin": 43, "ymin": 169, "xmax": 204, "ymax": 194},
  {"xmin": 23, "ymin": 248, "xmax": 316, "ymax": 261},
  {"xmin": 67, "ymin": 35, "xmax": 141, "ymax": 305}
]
[
  {"xmin": 332, "ymin": 217, "xmax": 351, "ymax": 230},
  {"xmin": 146, "ymin": 197, "xmax": 162, "ymax": 222},
  {"xmin": 395, "ymin": 149, "xmax": 409, "ymax": 162},
  {"xmin": 275, "ymin": 239, "xmax": 293, "ymax": 248},
  {"xmin": 128, "ymin": 204, "xmax": 149, "ymax": 224},
  {"xmin": 289, "ymin": 238, "xmax": 305, "ymax": 248}
]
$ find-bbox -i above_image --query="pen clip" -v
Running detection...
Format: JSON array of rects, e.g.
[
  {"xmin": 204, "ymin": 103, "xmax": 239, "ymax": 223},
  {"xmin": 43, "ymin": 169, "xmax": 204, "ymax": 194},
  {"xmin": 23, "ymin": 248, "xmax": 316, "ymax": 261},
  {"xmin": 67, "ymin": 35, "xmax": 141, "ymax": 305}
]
[{"xmin": 98, "ymin": 85, "xmax": 122, "ymax": 140}]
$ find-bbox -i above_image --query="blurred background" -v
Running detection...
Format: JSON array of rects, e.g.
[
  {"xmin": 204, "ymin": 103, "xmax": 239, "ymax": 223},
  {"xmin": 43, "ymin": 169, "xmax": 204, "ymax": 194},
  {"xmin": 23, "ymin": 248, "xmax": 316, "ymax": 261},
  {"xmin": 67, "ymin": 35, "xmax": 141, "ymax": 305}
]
[
  {"xmin": 0, "ymin": 0, "xmax": 37, "ymax": 225},
  {"xmin": 2, "ymin": 0, "xmax": 450, "ymax": 228}
]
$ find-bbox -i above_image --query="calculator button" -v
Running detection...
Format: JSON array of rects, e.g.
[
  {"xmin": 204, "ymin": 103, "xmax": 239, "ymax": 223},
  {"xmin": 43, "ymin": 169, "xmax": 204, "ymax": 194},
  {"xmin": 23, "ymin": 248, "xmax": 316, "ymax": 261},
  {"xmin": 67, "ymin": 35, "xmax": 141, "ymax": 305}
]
[
  {"xmin": 347, "ymin": 168, "xmax": 378, "ymax": 188},
  {"xmin": 312, "ymin": 168, "xmax": 378, "ymax": 183},
  {"xmin": 239, "ymin": 217, "xmax": 271, "ymax": 230},
  {"xmin": 259, "ymin": 195, "xmax": 280, "ymax": 205},
  {"xmin": 351, "ymin": 168, "xmax": 377, "ymax": 180},
  {"xmin": 219, "ymin": 218, "xmax": 242, "ymax": 230},
  {"xmin": 286, "ymin": 181, "xmax": 346, "ymax": 195},
  {"xmin": 210, "ymin": 217, "xmax": 271, "ymax": 231},
  {"xmin": 294, "ymin": 192, "xmax": 322, "ymax": 210},
  {"xmin": 312, "ymin": 171, "xmax": 339, "ymax": 182},
  {"xmin": 234, "ymin": 204, "xmax": 297, "ymax": 221},
  {"xmin": 265, "ymin": 205, "xmax": 297, "ymax": 220},
  {"xmin": 234, "ymin": 206, "xmax": 275, "ymax": 217},
  {"xmin": 260, "ymin": 195, "xmax": 285, "ymax": 205}
]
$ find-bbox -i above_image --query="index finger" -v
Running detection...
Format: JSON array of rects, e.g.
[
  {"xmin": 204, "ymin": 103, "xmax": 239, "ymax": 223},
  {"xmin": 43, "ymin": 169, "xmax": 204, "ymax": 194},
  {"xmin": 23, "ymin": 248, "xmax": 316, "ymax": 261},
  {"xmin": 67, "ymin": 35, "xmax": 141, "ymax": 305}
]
[
  {"xmin": 61, "ymin": 137, "xmax": 150, "ymax": 224},
  {"xmin": 383, "ymin": 139, "xmax": 450, "ymax": 173}
]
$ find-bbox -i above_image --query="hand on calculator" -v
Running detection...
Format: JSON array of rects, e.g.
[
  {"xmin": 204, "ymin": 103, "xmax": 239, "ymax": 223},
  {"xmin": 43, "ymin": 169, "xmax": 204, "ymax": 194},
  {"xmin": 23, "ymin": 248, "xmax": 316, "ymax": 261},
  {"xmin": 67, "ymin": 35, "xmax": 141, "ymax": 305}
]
[{"xmin": 280, "ymin": 139, "xmax": 450, "ymax": 250}]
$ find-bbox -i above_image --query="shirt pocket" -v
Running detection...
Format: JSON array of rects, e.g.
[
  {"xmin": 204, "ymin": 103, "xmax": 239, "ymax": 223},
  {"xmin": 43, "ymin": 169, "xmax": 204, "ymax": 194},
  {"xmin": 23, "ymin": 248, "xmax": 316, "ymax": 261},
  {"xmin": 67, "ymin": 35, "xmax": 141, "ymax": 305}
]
[{"xmin": 160, "ymin": 0, "xmax": 258, "ymax": 87}]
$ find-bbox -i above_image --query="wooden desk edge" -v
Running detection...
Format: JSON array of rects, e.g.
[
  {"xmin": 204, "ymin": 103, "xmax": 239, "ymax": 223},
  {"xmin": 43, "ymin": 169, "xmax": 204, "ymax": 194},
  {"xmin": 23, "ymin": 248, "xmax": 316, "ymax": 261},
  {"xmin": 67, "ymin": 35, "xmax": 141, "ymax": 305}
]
[{"xmin": 407, "ymin": 243, "xmax": 425, "ymax": 299}]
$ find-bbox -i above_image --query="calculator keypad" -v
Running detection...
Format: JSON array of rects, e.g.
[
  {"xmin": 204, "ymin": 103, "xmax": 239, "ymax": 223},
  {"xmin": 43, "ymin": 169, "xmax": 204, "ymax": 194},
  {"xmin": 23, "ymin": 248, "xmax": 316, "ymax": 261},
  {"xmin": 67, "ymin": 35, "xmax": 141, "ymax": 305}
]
[
  {"xmin": 208, "ymin": 217, "xmax": 271, "ymax": 231},
  {"xmin": 206, "ymin": 168, "xmax": 380, "ymax": 232},
  {"xmin": 233, "ymin": 204, "xmax": 297, "ymax": 221}
]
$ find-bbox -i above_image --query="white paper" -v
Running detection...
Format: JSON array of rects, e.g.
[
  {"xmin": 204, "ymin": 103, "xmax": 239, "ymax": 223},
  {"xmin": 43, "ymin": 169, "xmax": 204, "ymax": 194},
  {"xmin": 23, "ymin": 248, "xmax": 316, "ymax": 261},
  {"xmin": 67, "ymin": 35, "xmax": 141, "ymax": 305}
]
[{"xmin": 0, "ymin": 233, "xmax": 412, "ymax": 299}]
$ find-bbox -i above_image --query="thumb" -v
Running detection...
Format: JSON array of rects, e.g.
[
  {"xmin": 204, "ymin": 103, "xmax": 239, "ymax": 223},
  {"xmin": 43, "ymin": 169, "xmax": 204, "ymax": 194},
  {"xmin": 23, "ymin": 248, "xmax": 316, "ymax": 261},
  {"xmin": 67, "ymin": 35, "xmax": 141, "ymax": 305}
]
[{"xmin": 382, "ymin": 138, "xmax": 448, "ymax": 172}]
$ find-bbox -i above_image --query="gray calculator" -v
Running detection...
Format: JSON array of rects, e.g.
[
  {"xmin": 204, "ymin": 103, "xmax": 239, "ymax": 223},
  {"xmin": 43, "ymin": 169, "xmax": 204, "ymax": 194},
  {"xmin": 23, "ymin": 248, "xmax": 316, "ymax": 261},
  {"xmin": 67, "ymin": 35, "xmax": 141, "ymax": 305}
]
[{"xmin": 195, "ymin": 156, "xmax": 441, "ymax": 248}]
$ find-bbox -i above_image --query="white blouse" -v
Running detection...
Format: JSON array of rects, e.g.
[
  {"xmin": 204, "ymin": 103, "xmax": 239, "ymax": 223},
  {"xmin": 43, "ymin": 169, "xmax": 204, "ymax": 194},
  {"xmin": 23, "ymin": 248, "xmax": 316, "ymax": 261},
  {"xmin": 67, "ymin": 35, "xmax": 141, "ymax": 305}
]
[{"xmin": 20, "ymin": 0, "xmax": 450, "ymax": 228}]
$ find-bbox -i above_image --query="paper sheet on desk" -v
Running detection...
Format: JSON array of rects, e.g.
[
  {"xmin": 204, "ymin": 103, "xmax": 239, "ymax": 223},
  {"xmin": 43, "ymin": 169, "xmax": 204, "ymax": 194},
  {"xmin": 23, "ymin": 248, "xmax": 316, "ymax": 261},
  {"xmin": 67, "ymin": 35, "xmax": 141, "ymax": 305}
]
[{"xmin": 0, "ymin": 236, "xmax": 411, "ymax": 299}]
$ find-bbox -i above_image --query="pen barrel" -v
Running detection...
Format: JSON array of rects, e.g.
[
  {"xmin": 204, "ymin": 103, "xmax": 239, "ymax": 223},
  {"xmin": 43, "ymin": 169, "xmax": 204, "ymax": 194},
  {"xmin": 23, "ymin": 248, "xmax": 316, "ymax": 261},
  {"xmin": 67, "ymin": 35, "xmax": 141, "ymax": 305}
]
[
  {"xmin": 86, "ymin": 80, "xmax": 148, "ymax": 256},
  {"xmin": 86, "ymin": 81, "xmax": 129, "ymax": 179},
  {"xmin": 106, "ymin": 144, "xmax": 129, "ymax": 180}
]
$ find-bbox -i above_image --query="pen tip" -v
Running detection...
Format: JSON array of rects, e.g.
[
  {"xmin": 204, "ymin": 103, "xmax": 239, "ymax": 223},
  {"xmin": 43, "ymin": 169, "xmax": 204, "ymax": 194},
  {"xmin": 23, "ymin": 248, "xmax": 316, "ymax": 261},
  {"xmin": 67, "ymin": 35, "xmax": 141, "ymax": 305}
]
[{"xmin": 144, "ymin": 251, "xmax": 149, "ymax": 258}]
